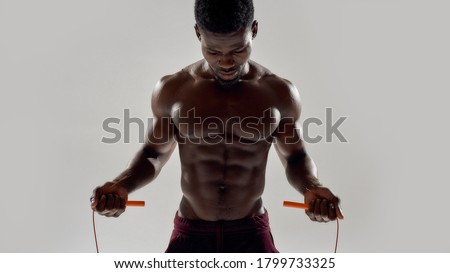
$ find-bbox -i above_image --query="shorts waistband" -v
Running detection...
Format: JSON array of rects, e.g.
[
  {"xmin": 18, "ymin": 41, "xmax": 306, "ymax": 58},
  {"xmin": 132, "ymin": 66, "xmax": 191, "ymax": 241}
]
[{"xmin": 173, "ymin": 210, "xmax": 271, "ymax": 235}]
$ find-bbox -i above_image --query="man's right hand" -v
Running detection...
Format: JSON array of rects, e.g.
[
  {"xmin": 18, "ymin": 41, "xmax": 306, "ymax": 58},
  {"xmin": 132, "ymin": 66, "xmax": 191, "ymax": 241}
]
[{"xmin": 90, "ymin": 182, "xmax": 129, "ymax": 217}]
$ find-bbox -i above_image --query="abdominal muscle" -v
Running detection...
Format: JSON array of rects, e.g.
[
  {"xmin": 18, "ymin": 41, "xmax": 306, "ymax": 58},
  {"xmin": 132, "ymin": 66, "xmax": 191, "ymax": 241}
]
[{"xmin": 176, "ymin": 137, "xmax": 271, "ymax": 221}]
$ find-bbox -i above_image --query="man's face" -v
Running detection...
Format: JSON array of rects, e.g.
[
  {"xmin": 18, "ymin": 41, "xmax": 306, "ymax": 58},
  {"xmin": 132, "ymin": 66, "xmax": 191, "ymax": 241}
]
[{"xmin": 196, "ymin": 21, "xmax": 257, "ymax": 87}]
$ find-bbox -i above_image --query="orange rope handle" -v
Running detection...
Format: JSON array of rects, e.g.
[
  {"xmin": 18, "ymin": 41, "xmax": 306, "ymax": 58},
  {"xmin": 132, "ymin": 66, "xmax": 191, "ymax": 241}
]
[
  {"xmin": 283, "ymin": 201, "xmax": 309, "ymax": 209},
  {"xmin": 283, "ymin": 200, "xmax": 340, "ymax": 253},
  {"xmin": 126, "ymin": 200, "xmax": 145, "ymax": 207}
]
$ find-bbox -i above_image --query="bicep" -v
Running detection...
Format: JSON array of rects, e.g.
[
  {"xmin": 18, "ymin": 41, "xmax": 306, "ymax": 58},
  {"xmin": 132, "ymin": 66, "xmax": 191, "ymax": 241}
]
[
  {"xmin": 272, "ymin": 81, "xmax": 306, "ymax": 164},
  {"xmin": 144, "ymin": 114, "xmax": 177, "ymax": 161},
  {"xmin": 143, "ymin": 76, "xmax": 178, "ymax": 162},
  {"xmin": 273, "ymin": 119, "xmax": 306, "ymax": 167}
]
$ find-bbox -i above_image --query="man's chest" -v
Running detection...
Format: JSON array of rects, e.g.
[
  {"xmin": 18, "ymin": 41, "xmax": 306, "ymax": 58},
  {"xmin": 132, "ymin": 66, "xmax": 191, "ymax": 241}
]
[{"xmin": 170, "ymin": 83, "xmax": 281, "ymax": 141}]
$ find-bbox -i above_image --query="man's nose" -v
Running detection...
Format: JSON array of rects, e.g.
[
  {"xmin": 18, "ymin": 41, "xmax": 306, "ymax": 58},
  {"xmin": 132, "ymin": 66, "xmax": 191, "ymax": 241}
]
[{"xmin": 218, "ymin": 55, "xmax": 235, "ymax": 70}]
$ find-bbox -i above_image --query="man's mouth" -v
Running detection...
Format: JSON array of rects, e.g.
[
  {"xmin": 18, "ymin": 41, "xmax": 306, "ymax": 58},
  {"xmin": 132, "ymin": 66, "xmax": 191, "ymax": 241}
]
[{"xmin": 218, "ymin": 70, "xmax": 239, "ymax": 81}]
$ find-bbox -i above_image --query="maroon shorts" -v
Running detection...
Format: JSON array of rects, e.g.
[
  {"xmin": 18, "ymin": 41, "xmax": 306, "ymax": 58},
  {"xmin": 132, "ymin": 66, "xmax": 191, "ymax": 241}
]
[{"xmin": 165, "ymin": 210, "xmax": 279, "ymax": 253}]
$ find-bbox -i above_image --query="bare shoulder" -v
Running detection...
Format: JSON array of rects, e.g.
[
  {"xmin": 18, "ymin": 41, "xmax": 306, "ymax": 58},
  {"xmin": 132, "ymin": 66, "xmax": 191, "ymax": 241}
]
[
  {"xmin": 151, "ymin": 67, "xmax": 194, "ymax": 116},
  {"xmin": 253, "ymin": 63, "xmax": 301, "ymax": 118}
]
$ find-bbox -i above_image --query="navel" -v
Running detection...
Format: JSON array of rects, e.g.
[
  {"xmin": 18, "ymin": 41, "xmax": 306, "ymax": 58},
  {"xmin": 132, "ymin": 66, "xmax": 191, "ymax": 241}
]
[{"xmin": 218, "ymin": 184, "xmax": 227, "ymax": 192}]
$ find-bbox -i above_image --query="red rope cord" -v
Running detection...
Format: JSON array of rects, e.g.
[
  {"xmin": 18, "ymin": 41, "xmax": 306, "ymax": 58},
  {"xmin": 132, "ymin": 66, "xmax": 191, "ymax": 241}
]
[
  {"xmin": 334, "ymin": 219, "xmax": 339, "ymax": 253},
  {"xmin": 92, "ymin": 210, "xmax": 340, "ymax": 253},
  {"xmin": 92, "ymin": 210, "xmax": 99, "ymax": 253}
]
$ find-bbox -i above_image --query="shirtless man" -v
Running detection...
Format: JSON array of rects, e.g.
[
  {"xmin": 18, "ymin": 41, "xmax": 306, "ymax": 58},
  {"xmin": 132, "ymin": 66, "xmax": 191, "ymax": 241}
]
[{"xmin": 91, "ymin": 0, "xmax": 343, "ymax": 253}]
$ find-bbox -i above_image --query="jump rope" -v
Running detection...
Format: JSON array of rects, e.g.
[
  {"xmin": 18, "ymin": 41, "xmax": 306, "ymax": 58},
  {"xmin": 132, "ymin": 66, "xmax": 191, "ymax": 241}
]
[{"xmin": 92, "ymin": 200, "xmax": 340, "ymax": 253}]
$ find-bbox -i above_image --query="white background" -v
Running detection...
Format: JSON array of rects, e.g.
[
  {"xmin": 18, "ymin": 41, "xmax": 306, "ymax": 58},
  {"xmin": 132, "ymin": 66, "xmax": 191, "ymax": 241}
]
[{"xmin": 1, "ymin": 0, "xmax": 449, "ymax": 252}]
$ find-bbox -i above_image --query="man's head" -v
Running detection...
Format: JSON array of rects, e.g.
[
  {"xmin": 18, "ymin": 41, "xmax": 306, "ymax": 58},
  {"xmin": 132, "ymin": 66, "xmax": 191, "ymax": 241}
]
[
  {"xmin": 194, "ymin": 0, "xmax": 258, "ymax": 87},
  {"xmin": 194, "ymin": 0, "xmax": 254, "ymax": 34}
]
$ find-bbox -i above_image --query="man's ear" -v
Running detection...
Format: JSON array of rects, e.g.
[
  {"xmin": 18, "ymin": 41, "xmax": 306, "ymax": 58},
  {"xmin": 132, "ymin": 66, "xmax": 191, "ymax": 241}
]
[
  {"xmin": 251, "ymin": 20, "xmax": 258, "ymax": 39},
  {"xmin": 194, "ymin": 24, "xmax": 201, "ymax": 41}
]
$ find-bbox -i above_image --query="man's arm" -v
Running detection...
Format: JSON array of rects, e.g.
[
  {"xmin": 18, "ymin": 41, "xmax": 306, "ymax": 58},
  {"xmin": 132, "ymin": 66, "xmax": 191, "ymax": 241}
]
[
  {"xmin": 91, "ymin": 76, "xmax": 177, "ymax": 217},
  {"xmin": 273, "ymin": 80, "xmax": 343, "ymax": 222}
]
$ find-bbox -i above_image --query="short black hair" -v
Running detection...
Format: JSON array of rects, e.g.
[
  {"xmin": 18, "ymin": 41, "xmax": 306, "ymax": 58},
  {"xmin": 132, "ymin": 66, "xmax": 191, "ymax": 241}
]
[{"xmin": 195, "ymin": 0, "xmax": 254, "ymax": 34}]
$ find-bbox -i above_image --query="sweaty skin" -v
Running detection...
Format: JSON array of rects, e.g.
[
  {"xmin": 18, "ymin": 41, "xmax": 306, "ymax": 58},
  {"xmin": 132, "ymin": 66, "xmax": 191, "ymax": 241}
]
[{"xmin": 91, "ymin": 22, "xmax": 343, "ymax": 223}]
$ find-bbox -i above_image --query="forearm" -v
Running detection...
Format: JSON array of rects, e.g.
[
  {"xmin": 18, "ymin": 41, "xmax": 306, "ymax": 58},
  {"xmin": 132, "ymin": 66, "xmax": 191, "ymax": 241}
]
[
  {"xmin": 285, "ymin": 150, "xmax": 321, "ymax": 194},
  {"xmin": 112, "ymin": 147, "xmax": 162, "ymax": 193}
]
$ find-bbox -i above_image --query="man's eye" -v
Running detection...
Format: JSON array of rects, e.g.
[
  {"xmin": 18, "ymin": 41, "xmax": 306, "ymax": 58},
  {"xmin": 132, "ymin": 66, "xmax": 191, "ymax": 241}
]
[{"xmin": 208, "ymin": 51, "xmax": 219, "ymax": 55}]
